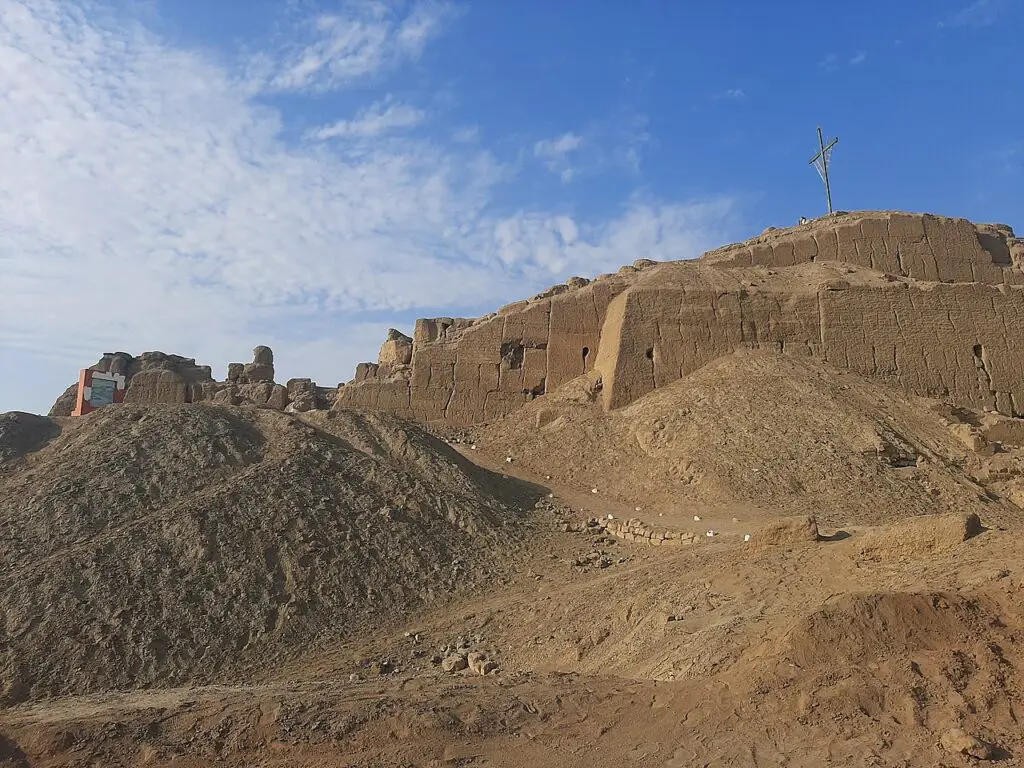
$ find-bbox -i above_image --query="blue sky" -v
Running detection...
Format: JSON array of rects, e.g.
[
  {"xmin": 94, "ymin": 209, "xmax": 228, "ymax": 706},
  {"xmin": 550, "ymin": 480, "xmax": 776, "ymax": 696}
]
[{"xmin": 1, "ymin": 0, "xmax": 1021, "ymax": 414}]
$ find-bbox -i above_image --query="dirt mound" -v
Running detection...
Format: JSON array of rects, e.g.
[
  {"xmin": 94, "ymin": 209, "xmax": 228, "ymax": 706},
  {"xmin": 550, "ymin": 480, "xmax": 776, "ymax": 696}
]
[
  {"xmin": 476, "ymin": 353, "xmax": 1008, "ymax": 527},
  {"xmin": 853, "ymin": 512, "xmax": 985, "ymax": 563},
  {"xmin": 0, "ymin": 404, "xmax": 530, "ymax": 704},
  {"xmin": 0, "ymin": 413, "xmax": 60, "ymax": 467},
  {"xmin": 785, "ymin": 591, "xmax": 1000, "ymax": 668},
  {"xmin": 752, "ymin": 514, "xmax": 820, "ymax": 546},
  {"xmin": 762, "ymin": 587, "xmax": 1024, "ymax": 762}
]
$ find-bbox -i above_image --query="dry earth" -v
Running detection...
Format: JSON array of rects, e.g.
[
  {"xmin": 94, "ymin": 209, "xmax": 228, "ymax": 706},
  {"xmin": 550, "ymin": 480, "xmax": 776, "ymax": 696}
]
[
  {"xmin": 0, "ymin": 405, "xmax": 531, "ymax": 705},
  {"xmin": 475, "ymin": 352, "xmax": 1022, "ymax": 530},
  {"xmin": 1, "ymin": 354, "xmax": 1024, "ymax": 767}
]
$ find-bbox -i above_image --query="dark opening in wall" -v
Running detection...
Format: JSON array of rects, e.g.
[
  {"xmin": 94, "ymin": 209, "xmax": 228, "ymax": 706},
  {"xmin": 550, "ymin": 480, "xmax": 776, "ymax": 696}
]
[
  {"xmin": 977, "ymin": 231, "xmax": 1013, "ymax": 266},
  {"xmin": 500, "ymin": 341, "xmax": 525, "ymax": 370},
  {"xmin": 582, "ymin": 347, "xmax": 590, "ymax": 372},
  {"xmin": 974, "ymin": 343, "xmax": 994, "ymax": 391},
  {"xmin": 645, "ymin": 347, "xmax": 655, "ymax": 361},
  {"xmin": 523, "ymin": 377, "xmax": 546, "ymax": 400}
]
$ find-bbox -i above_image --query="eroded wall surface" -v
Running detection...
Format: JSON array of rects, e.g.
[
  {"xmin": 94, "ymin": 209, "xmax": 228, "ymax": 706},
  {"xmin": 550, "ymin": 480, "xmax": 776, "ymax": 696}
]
[
  {"xmin": 593, "ymin": 266, "xmax": 1024, "ymax": 416},
  {"xmin": 335, "ymin": 212, "xmax": 1024, "ymax": 424},
  {"xmin": 333, "ymin": 275, "xmax": 635, "ymax": 423},
  {"xmin": 51, "ymin": 212, "xmax": 1024, "ymax": 425},
  {"xmin": 703, "ymin": 212, "xmax": 1023, "ymax": 285}
]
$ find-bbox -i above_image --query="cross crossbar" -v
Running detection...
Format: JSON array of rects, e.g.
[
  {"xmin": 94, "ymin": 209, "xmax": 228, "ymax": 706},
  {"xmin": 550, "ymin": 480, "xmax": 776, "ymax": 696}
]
[{"xmin": 808, "ymin": 127, "xmax": 839, "ymax": 215}]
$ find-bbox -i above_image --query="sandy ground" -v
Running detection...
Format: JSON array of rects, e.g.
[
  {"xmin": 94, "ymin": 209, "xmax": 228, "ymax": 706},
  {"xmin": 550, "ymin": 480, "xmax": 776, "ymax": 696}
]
[
  {"xmin": 2, "ymin": 357, "xmax": 1024, "ymax": 766},
  {"xmin": 2, "ymin": 481, "xmax": 1022, "ymax": 766}
]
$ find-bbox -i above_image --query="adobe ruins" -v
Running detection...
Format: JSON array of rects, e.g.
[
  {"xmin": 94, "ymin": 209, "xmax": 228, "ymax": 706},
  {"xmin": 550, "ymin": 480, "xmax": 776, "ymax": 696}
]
[
  {"xmin": 49, "ymin": 346, "xmax": 337, "ymax": 417},
  {"xmin": 50, "ymin": 211, "xmax": 1024, "ymax": 424},
  {"xmin": 335, "ymin": 211, "xmax": 1024, "ymax": 423}
]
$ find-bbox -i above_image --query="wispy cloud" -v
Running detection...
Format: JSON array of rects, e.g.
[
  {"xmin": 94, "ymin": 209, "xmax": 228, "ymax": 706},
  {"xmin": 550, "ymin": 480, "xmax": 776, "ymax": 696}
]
[
  {"xmin": 250, "ymin": 0, "xmax": 457, "ymax": 93},
  {"xmin": 534, "ymin": 132, "xmax": 584, "ymax": 182},
  {"xmin": 452, "ymin": 126, "xmax": 480, "ymax": 143},
  {"xmin": 310, "ymin": 97, "xmax": 426, "ymax": 140},
  {"xmin": 533, "ymin": 113, "xmax": 650, "ymax": 182},
  {"xmin": 0, "ymin": 0, "xmax": 736, "ymax": 412},
  {"xmin": 941, "ymin": 0, "xmax": 1004, "ymax": 28},
  {"xmin": 716, "ymin": 88, "xmax": 746, "ymax": 100},
  {"xmin": 996, "ymin": 142, "xmax": 1023, "ymax": 175},
  {"xmin": 534, "ymin": 132, "xmax": 585, "ymax": 158},
  {"xmin": 820, "ymin": 51, "xmax": 868, "ymax": 70},
  {"xmin": 492, "ymin": 197, "xmax": 736, "ymax": 274}
]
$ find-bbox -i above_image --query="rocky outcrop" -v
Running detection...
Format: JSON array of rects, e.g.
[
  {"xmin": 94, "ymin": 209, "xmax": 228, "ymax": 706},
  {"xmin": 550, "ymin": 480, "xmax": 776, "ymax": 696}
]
[
  {"xmin": 242, "ymin": 345, "xmax": 275, "ymax": 383},
  {"xmin": 48, "ymin": 347, "xmax": 336, "ymax": 417},
  {"xmin": 335, "ymin": 211, "xmax": 1024, "ymax": 424},
  {"xmin": 50, "ymin": 351, "xmax": 215, "ymax": 416}
]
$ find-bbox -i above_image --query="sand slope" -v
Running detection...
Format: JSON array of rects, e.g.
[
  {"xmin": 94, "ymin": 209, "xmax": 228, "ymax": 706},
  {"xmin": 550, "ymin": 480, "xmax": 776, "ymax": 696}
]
[
  {"xmin": 0, "ymin": 405, "xmax": 530, "ymax": 704},
  {"xmin": 476, "ymin": 352, "xmax": 1014, "ymax": 528}
]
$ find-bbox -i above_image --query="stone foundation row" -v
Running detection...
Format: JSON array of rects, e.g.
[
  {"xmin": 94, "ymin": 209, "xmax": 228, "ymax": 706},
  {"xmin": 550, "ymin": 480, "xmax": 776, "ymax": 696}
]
[
  {"xmin": 556, "ymin": 513, "xmax": 699, "ymax": 546},
  {"xmin": 605, "ymin": 518, "xmax": 699, "ymax": 546}
]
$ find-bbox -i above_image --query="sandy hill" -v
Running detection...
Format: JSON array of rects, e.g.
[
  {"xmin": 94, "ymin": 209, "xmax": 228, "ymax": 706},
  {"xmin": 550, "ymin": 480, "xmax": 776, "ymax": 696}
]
[
  {"xmin": 473, "ymin": 352, "xmax": 1021, "ymax": 529},
  {"xmin": 0, "ymin": 413, "xmax": 60, "ymax": 466},
  {"xmin": 0, "ymin": 404, "xmax": 531, "ymax": 705}
]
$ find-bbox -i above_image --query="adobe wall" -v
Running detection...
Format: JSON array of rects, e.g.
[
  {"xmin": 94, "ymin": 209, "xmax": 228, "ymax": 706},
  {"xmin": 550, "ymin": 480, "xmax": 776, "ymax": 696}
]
[
  {"xmin": 593, "ymin": 265, "xmax": 1024, "ymax": 416},
  {"xmin": 49, "ymin": 348, "xmax": 336, "ymax": 417},
  {"xmin": 333, "ymin": 271, "xmax": 642, "ymax": 423},
  {"xmin": 335, "ymin": 211, "xmax": 1024, "ymax": 425},
  {"xmin": 49, "ymin": 212, "xmax": 1023, "ymax": 425},
  {"xmin": 703, "ymin": 212, "xmax": 1023, "ymax": 285}
]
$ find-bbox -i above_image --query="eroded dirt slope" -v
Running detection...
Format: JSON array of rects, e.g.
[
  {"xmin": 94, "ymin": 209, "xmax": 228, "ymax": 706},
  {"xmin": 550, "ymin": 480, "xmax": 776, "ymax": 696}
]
[
  {"xmin": 475, "ymin": 352, "xmax": 1016, "ymax": 528},
  {"xmin": 1, "ymin": 509, "xmax": 1022, "ymax": 767},
  {"xmin": 0, "ymin": 404, "xmax": 532, "ymax": 705}
]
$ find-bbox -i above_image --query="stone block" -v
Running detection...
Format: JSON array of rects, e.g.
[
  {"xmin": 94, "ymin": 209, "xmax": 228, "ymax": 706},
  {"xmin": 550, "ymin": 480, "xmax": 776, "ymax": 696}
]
[{"xmin": 243, "ymin": 362, "xmax": 274, "ymax": 383}]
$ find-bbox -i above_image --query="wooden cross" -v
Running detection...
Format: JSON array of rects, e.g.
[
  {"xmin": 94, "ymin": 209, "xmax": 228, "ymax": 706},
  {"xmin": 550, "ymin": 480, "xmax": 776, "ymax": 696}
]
[{"xmin": 809, "ymin": 127, "xmax": 839, "ymax": 215}]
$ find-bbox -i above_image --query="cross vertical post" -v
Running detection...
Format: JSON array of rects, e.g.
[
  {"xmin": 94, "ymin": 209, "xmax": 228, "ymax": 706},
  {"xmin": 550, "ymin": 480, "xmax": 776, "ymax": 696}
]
[{"xmin": 809, "ymin": 127, "xmax": 839, "ymax": 216}]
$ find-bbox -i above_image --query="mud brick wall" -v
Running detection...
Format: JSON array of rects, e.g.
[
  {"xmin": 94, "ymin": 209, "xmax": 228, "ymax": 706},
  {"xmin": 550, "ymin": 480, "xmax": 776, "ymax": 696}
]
[
  {"xmin": 604, "ymin": 518, "xmax": 699, "ymax": 546},
  {"xmin": 311, "ymin": 213, "xmax": 1024, "ymax": 425},
  {"xmin": 593, "ymin": 268, "xmax": 1024, "ymax": 417},
  {"xmin": 334, "ymin": 274, "xmax": 638, "ymax": 423},
  {"xmin": 703, "ymin": 213, "xmax": 1023, "ymax": 286}
]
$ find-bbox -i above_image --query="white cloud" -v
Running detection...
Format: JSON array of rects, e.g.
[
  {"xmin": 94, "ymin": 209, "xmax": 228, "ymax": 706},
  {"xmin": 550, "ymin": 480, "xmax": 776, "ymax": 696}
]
[
  {"xmin": 395, "ymin": 1, "xmax": 457, "ymax": 58},
  {"xmin": 533, "ymin": 115, "xmax": 650, "ymax": 181},
  {"xmin": 452, "ymin": 126, "xmax": 480, "ymax": 143},
  {"xmin": 533, "ymin": 132, "xmax": 584, "ymax": 184},
  {"xmin": 252, "ymin": 0, "xmax": 456, "ymax": 93},
  {"xmin": 717, "ymin": 88, "xmax": 746, "ymax": 100},
  {"xmin": 0, "ymin": 0, "xmax": 737, "ymax": 414},
  {"xmin": 310, "ymin": 98, "xmax": 426, "ymax": 140},
  {"xmin": 491, "ymin": 197, "xmax": 736, "ymax": 275},
  {"xmin": 534, "ymin": 132, "xmax": 584, "ymax": 158},
  {"xmin": 944, "ymin": 0, "xmax": 1004, "ymax": 27},
  {"xmin": 820, "ymin": 51, "xmax": 867, "ymax": 70}
]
